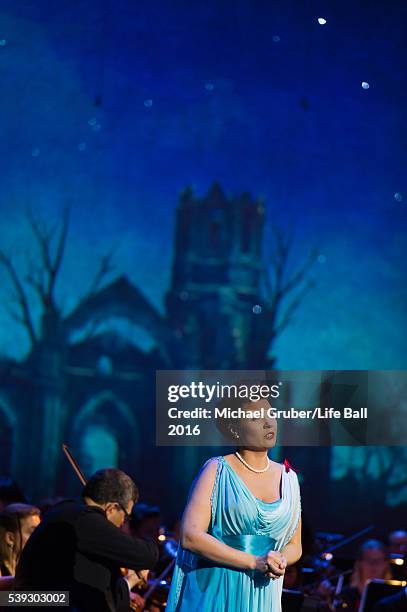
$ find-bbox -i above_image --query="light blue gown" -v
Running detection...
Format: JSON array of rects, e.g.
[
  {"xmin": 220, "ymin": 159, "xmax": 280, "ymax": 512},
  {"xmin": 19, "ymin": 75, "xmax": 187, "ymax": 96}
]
[{"xmin": 166, "ymin": 456, "xmax": 302, "ymax": 612}]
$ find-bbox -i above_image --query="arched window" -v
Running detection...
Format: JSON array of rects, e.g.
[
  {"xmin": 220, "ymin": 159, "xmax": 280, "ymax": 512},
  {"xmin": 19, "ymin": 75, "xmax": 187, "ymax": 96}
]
[
  {"xmin": 80, "ymin": 425, "xmax": 119, "ymax": 474},
  {"xmin": 70, "ymin": 392, "xmax": 139, "ymax": 479}
]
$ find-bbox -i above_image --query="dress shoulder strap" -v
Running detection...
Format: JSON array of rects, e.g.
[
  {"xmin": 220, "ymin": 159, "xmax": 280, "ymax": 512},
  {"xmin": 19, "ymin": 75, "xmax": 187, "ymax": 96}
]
[{"xmin": 204, "ymin": 456, "xmax": 223, "ymax": 527}]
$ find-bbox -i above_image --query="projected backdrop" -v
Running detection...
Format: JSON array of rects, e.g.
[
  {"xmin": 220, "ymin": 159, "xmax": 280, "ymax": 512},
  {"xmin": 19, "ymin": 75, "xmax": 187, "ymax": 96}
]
[{"xmin": 0, "ymin": 0, "xmax": 406, "ymax": 534}]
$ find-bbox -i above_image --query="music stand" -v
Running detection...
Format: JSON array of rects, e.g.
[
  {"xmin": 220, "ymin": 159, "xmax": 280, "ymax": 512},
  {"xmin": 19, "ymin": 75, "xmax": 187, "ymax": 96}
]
[
  {"xmin": 359, "ymin": 578, "xmax": 406, "ymax": 611},
  {"xmin": 282, "ymin": 588, "xmax": 304, "ymax": 612}
]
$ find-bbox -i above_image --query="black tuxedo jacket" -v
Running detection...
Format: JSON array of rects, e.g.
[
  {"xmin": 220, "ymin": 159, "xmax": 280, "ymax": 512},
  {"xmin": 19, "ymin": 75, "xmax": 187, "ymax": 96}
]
[{"xmin": 14, "ymin": 500, "xmax": 159, "ymax": 612}]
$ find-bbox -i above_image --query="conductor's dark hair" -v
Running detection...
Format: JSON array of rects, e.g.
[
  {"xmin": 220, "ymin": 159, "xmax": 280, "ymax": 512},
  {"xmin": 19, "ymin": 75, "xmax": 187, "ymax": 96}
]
[{"xmin": 82, "ymin": 469, "xmax": 138, "ymax": 507}]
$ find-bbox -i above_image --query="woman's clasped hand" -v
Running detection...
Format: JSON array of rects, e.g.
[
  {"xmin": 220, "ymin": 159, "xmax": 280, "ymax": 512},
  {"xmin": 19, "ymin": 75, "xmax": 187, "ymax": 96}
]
[{"xmin": 255, "ymin": 550, "xmax": 287, "ymax": 580}]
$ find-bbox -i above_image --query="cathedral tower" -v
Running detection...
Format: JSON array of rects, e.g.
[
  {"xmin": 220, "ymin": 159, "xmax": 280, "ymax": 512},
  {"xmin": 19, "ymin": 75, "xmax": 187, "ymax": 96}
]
[{"xmin": 166, "ymin": 182, "xmax": 265, "ymax": 368}]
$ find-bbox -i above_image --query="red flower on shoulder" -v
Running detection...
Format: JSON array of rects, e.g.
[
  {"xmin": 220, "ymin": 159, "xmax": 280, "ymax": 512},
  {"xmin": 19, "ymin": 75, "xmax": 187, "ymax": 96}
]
[{"xmin": 283, "ymin": 458, "xmax": 298, "ymax": 473}]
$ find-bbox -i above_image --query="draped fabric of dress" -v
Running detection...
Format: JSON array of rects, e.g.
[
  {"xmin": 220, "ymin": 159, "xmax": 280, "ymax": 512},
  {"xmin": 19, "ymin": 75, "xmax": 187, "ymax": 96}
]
[{"xmin": 166, "ymin": 456, "xmax": 302, "ymax": 612}]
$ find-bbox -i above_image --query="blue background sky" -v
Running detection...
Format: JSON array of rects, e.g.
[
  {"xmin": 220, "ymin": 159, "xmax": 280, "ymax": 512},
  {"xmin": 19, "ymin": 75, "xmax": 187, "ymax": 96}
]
[{"xmin": 0, "ymin": 0, "xmax": 406, "ymax": 369}]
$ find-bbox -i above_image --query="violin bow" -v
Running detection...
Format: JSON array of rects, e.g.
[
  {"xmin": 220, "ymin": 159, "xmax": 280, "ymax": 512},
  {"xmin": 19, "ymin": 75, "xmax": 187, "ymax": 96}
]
[{"xmin": 62, "ymin": 443, "xmax": 87, "ymax": 486}]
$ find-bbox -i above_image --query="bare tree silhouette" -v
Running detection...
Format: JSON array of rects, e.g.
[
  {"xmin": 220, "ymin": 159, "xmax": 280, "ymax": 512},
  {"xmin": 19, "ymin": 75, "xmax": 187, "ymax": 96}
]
[
  {"xmin": 0, "ymin": 206, "xmax": 171, "ymax": 362},
  {"xmin": 0, "ymin": 205, "xmax": 116, "ymax": 352},
  {"xmin": 0, "ymin": 206, "xmax": 170, "ymax": 496},
  {"xmin": 248, "ymin": 225, "xmax": 318, "ymax": 367}
]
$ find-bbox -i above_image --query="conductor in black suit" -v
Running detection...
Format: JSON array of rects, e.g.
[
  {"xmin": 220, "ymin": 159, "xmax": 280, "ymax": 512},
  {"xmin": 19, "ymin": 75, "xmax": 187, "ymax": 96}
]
[{"xmin": 14, "ymin": 468, "xmax": 159, "ymax": 612}]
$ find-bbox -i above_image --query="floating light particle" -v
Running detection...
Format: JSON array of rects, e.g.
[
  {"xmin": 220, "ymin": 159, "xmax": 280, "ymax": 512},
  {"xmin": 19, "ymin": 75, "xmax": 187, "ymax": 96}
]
[
  {"xmin": 394, "ymin": 192, "xmax": 403, "ymax": 202},
  {"xmin": 31, "ymin": 148, "xmax": 40, "ymax": 157},
  {"xmin": 317, "ymin": 17, "xmax": 327, "ymax": 25},
  {"xmin": 205, "ymin": 82, "xmax": 214, "ymax": 91},
  {"xmin": 272, "ymin": 35, "xmax": 280, "ymax": 42},
  {"xmin": 179, "ymin": 291, "xmax": 189, "ymax": 301},
  {"xmin": 144, "ymin": 99, "xmax": 153, "ymax": 107},
  {"xmin": 92, "ymin": 124, "xmax": 101, "ymax": 132},
  {"xmin": 317, "ymin": 254, "xmax": 327, "ymax": 264},
  {"xmin": 88, "ymin": 117, "xmax": 97, "ymax": 126},
  {"xmin": 0, "ymin": 39, "xmax": 7, "ymax": 46},
  {"xmin": 361, "ymin": 81, "xmax": 370, "ymax": 89},
  {"xmin": 253, "ymin": 304, "xmax": 262, "ymax": 315},
  {"xmin": 78, "ymin": 142, "xmax": 86, "ymax": 151}
]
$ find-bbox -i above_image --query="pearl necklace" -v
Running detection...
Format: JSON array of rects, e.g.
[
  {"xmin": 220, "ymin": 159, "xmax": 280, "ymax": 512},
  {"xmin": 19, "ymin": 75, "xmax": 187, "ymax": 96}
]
[{"xmin": 235, "ymin": 451, "xmax": 270, "ymax": 473}]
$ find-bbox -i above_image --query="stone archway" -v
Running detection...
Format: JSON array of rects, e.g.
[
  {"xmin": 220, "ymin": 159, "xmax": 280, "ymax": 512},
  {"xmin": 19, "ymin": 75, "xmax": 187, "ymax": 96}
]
[{"xmin": 69, "ymin": 391, "xmax": 140, "ymax": 478}]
